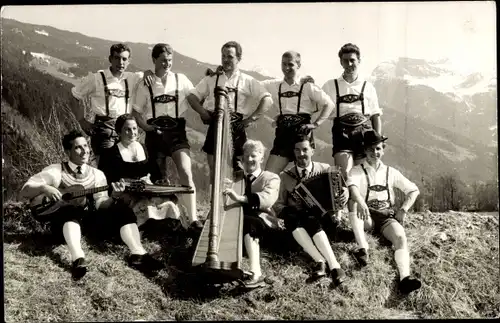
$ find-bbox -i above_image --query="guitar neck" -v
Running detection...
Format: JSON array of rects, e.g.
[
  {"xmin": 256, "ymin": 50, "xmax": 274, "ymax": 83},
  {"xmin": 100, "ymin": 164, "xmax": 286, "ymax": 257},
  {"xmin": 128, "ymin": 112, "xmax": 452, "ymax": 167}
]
[{"xmin": 70, "ymin": 185, "xmax": 109, "ymax": 198}]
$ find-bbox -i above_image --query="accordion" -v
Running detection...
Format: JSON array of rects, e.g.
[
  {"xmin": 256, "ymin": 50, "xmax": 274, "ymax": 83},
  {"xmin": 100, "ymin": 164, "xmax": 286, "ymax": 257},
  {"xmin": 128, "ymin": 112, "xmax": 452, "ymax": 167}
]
[{"xmin": 291, "ymin": 167, "xmax": 345, "ymax": 216}]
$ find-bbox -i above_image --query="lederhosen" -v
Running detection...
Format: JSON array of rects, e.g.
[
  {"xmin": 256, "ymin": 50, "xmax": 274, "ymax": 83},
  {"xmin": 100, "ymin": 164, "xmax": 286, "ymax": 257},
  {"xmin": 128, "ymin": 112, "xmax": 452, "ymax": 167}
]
[
  {"xmin": 92, "ymin": 71, "xmax": 129, "ymax": 156},
  {"xmin": 331, "ymin": 79, "xmax": 372, "ymax": 159},
  {"xmin": 270, "ymin": 82, "xmax": 316, "ymax": 160},
  {"xmin": 202, "ymin": 73, "xmax": 247, "ymax": 160},
  {"xmin": 145, "ymin": 73, "xmax": 190, "ymax": 160},
  {"xmin": 362, "ymin": 164, "xmax": 397, "ymax": 233}
]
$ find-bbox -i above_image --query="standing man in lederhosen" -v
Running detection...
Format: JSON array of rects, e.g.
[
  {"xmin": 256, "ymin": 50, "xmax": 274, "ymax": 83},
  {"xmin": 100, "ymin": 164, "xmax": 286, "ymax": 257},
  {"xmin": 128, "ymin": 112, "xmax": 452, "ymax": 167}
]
[
  {"xmin": 72, "ymin": 43, "xmax": 148, "ymax": 167},
  {"xmin": 132, "ymin": 43, "xmax": 203, "ymax": 231},
  {"xmin": 322, "ymin": 43, "xmax": 383, "ymax": 222},
  {"xmin": 261, "ymin": 51, "xmax": 334, "ymax": 175},
  {"xmin": 187, "ymin": 41, "xmax": 273, "ymax": 183},
  {"xmin": 322, "ymin": 43, "xmax": 382, "ymax": 179}
]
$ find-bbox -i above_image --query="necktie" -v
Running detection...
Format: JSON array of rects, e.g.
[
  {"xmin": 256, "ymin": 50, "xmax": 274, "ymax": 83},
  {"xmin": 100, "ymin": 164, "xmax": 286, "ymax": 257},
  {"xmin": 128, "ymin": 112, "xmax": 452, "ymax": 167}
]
[
  {"xmin": 301, "ymin": 168, "xmax": 308, "ymax": 179},
  {"xmin": 245, "ymin": 174, "xmax": 255, "ymax": 196},
  {"xmin": 75, "ymin": 166, "xmax": 84, "ymax": 179}
]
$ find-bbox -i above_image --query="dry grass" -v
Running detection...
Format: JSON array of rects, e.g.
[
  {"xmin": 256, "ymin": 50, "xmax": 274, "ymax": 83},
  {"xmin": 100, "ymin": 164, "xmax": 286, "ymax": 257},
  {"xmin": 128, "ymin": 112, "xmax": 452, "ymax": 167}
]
[{"xmin": 3, "ymin": 201, "xmax": 499, "ymax": 321}]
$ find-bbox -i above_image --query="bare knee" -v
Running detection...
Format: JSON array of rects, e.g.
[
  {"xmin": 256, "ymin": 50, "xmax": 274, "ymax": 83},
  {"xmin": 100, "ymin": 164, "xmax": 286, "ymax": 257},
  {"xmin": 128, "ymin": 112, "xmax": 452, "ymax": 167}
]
[{"xmin": 393, "ymin": 234, "xmax": 407, "ymax": 249}]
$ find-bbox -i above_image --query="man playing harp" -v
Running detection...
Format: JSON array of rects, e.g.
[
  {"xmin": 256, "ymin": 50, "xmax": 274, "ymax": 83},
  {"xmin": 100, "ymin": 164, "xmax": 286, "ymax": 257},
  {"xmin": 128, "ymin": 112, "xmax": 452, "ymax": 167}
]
[
  {"xmin": 347, "ymin": 130, "xmax": 422, "ymax": 294},
  {"xmin": 273, "ymin": 134, "xmax": 348, "ymax": 286},
  {"xmin": 187, "ymin": 41, "xmax": 273, "ymax": 181},
  {"xmin": 223, "ymin": 140, "xmax": 280, "ymax": 289}
]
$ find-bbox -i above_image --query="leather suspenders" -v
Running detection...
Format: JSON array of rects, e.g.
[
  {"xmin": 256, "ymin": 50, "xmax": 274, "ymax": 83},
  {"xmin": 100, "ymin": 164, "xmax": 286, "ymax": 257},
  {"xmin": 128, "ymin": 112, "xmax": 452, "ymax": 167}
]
[
  {"xmin": 147, "ymin": 73, "xmax": 179, "ymax": 119},
  {"xmin": 278, "ymin": 82, "xmax": 306, "ymax": 115},
  {"xmin": 334, "ymin": 78, "xmax": 366, "ymax": 118},
  {"xmin": 99, "ymin": 71, "xmax": 129, "ymax": 116},
  {"xmin": 215, "ymin": 73, "xmax": 241, "ymax": 112},
  {"xmin": 361, "ymin": 164, "xmax": 391, "ymax": 206}
]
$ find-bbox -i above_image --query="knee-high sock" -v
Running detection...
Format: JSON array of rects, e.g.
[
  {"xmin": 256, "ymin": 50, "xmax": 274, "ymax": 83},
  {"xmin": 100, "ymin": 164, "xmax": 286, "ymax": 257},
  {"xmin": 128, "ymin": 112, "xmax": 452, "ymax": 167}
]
[
  {"xmin": 312, "ymin": 231, "xmax": 340, "ymax": 270},
  {"xmin": 244, "ymin": 234, "xmax": 261, "ymax": 277},
  {"xmin": 62, "ymin": 221, "xmax": 85, "ymax": 261},
  {"xmin": 119, "ymin": 224, "xmax": 147, "ymax": 255},
  {"xmin": 349, "ymin": 211, "xmax": 369, "ymax": 250},
  {"xmin": 292, "ymin": 228, "xmax": 325, "ymax": 263},
  {"xmin": 178, "ymin": 189, "xmax": 198, "ymax": 223},
  {"xmin": 395, "ymin": 248, "xmax": 411, "ymax": 280}
]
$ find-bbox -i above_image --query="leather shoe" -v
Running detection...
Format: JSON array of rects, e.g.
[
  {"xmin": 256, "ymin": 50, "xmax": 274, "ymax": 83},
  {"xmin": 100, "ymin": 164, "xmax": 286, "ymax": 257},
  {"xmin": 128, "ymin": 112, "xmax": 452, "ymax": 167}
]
[
  {"xmin": 128, "ymin": 254, "xmax": 164, "ymax": 272},
  {"xmin": 242, "ymin": 274, "xmax": 266, "ymax": 289},
  {"xmin": 354, "ymin": 248, "xmax": 369, "ymax": 267},
  {"xmin": 330, "ymin": 268, "xmax": 347, "ymax": 286},
  {"xmin": 71, "ymin": 257, "xmax": 87, "ymax": 280},
  {"xmin": 310, "ymin": 261, "xmax": 328, "ymax": 280},
  {"xmin": 399, "ymin": 276, "xmax": 422, "ymax": 294}
]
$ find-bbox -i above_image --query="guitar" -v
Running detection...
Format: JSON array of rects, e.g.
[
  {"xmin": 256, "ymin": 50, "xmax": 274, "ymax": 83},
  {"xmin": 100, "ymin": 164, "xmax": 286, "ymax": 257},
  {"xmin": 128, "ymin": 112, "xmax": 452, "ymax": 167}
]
[
  {"xmin": 30, "ymin": 181, "xmax": 194, "ymax": 220},
  {"xmin": 29, "ymin": 184, "xmax": 109, "ymax": 221}
]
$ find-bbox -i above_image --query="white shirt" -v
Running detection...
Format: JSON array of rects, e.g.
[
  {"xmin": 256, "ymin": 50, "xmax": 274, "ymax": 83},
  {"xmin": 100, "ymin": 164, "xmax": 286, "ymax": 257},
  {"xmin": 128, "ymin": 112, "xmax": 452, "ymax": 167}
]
[
  {"xmin": 246, "ymin": 168, "xmax": 263, "ymax": 180},
  {"xmin": 322, "ymin": 75, "xmax": 382, "ymax": 119},
  {"xmin": 132, "ymin": 72, "xmax": 194, "ymax": 120},
  {"xmin": 261, "ymin": 78, "xmax": 333, "ymax": 115},
  {"xmin": 117, "ymin": 141, "xmax": 146, "ymax": 162},
  {"xmin": 347, "ymin": 161, "xmax": 419, "ymax": 206},
  {"xmin": 295, "ymin": 162, "xmax": 314, "ymax": 177},
  {"xmin": 71, "ymin": 68, "xmax": 144, "ymax": 118},
  {"xmin": 22, "ymin": 161, "xmax": 109, "ymax": 203},
  {"xmin": 190, "ymin": 69, "xmax": 271, "ymax": 117}
]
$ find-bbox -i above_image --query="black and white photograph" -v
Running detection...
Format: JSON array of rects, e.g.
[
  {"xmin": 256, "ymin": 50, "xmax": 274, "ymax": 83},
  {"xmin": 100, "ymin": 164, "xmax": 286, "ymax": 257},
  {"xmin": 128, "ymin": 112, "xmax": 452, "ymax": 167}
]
[{"xmin": 1, "ymin": 2, "xmax": 498, "ymax": 321}]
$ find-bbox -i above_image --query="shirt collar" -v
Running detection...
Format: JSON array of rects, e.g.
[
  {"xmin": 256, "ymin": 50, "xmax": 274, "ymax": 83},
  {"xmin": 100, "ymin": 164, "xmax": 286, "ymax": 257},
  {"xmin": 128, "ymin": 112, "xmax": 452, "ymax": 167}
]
[
  {"xmin": 363, "ymin": 160, "xmax": 385, "ymax": 172},
  {"xmin": 246, "ymin": 168, "xmax": 262, "ymax": 179},
  {"xmin": 106, "ymin": 67, "xmax": 126, "ymax": 80},
  {"xmin": 338, "ymin": 73, "xmax": 364, "ymax": 84},
  {"xmin": 296, "ymin": 162, "xmax": 313, "ymax": 174},
  {"xmin": 224, "ymin": 68, "xmax": 241, "ymax": 80},
  {"xmin": 68, "ymin": 160, "xmax": 87, "ymax": 173},
  {"xmin": 154, "ymin": 71, "xmax": 173, "ymax": 82},
  {"xmin": 282, "ymin": 75, "xmax": 301, "ymax": 86}
]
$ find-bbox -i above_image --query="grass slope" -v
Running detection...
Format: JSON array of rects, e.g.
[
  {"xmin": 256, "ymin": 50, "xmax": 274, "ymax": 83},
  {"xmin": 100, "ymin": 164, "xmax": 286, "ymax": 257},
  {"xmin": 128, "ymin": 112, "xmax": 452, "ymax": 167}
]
[{"xmin": 3, "ymin": 202, "xmax": 499, "ymax": 321}]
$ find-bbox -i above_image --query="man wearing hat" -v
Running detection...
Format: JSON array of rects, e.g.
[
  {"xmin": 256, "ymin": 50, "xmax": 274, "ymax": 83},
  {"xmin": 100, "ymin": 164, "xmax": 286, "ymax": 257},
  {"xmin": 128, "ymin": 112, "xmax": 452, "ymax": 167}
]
[{"xmin": 346, "ymin": 130, "xmax": 422, "ymax": 294}]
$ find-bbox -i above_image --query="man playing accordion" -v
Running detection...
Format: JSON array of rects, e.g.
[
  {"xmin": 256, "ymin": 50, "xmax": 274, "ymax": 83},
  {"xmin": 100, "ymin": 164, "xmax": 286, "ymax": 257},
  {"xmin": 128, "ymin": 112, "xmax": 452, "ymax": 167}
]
[
  {"xmin": 273, "ymin": 134, "xmax": 348, "ymax": 287},
  {"xmin": 261, "ymin": 51, "xmax": 334, "ymax": 175},
  {"xmin": 347, "ymin": 130, "xmax": 422, "ymax": 294}
]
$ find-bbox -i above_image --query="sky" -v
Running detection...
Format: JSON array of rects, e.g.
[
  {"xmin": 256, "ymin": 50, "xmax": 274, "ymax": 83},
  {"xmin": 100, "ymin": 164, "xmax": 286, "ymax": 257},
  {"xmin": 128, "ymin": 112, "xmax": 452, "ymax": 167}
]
[{"xmin": 2, "ymin": 2, "xmax": 497, "ymax": 85}]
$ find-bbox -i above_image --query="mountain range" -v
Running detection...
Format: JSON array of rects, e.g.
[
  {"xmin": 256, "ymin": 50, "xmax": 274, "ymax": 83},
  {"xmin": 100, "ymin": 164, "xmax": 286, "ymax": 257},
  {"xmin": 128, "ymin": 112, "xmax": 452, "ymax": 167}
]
[{"xmin": 2, "ymin": 18, "xmax": 497, "ymax": 187}]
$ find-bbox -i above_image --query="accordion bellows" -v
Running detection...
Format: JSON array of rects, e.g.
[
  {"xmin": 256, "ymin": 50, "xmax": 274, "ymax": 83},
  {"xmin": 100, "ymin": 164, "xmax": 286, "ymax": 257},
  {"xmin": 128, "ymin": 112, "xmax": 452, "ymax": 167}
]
[{"xmin": 291, "ymin": 167, "xmax": 345, "ymax": 215}]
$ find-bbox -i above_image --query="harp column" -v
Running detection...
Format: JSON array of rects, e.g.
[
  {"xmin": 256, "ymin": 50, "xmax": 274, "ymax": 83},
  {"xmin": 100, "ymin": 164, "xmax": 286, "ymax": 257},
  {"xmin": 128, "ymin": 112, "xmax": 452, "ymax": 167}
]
[{"xmin": 206, "ymin": 85, "xmax": 228, "ymax": 269}]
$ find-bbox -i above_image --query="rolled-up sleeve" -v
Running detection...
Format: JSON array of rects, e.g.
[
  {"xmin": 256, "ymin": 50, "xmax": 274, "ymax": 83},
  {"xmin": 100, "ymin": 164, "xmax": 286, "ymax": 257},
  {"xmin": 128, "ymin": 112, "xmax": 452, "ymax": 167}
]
[
  {"xmin": 250, "ymin": 78, "xmax": 271, "ymax": 103},
  {"xmin": 71, "ymin": 72, "xmax": 96, "ymax": 100},
  {"xmin": 309, "ymin": 83, "xmax": 333, "ymax": 107},
  {"xmin": 190, "ymin": 76, "xmax": 210, "ymax": 101},
  {"xmin": 21, "ymin": 164, "xmax": 61, "ymax": 191},
  {"xmin": 366, "ymin": 83, "xmax": 382, "ymax": 116},
  {"xmin": 132, "ymin": 84, "xmax": 149, "ymax": 114},
  {"xmin": 392, "ymin": 168, "xmax": 419, "ymax": 195}
]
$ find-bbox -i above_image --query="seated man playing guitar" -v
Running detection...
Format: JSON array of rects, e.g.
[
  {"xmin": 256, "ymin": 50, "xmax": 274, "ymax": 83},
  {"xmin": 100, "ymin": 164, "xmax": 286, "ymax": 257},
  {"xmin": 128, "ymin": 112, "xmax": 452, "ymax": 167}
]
[{"xmin": 19, "ymin": 130, "xmax": 163, "ymax": 280}]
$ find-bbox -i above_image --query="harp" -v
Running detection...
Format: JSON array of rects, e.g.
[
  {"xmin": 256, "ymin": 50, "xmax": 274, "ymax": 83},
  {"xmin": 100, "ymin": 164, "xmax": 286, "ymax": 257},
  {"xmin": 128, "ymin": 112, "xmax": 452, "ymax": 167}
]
[{"xmin": 192, "ymin": 85, "xmax": 245, "ymax": 284}]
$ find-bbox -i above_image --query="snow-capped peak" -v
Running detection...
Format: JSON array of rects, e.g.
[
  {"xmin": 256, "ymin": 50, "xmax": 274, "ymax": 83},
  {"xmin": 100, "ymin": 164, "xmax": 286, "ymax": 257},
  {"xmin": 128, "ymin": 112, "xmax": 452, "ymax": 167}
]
[{"xmin": 34, "ymin": 29, "xmax": 49, "ymax": 36}]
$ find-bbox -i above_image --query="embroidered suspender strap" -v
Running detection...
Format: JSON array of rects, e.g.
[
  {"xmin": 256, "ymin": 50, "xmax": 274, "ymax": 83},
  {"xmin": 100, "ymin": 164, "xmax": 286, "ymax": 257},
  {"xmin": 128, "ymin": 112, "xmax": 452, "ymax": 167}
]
[
  {"xmin": 124, "ymin": 79, "xmax": 129, "ymax": 114},
  {"xmin": 99, "ymin": 71, "xmax": 110, "ymax": 116},
  {"xmin": 174, "ymin": 73, "xmax": 179, "ymax": 118},
  {"xmin": 361, "ymin": 163, "xmax": 370, "ymax": 202},
  {"xmin": 147, "ymin": 84, "xmax": 155, "ymax": 119},
  {"xmin": 385, "ymin": 166, "xmax": 391, "ymax": 206},
  {"xmin": 334, "ymin": 79, "xmax": 340, "ymax": 118},
  {"xmin": 360, "ymin": 81, "xmax": 367, "ymax": 115},
  {"xmin": 233, "ymin": 76, "xmax": 240, "ymax": 113},
  {"xmin": 297, "ymin": 82, "xmax": 305, "ymax": 114},
  {"xmin": 278, "ymin": 83, "xmax": 283, "ymax": 115}
]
